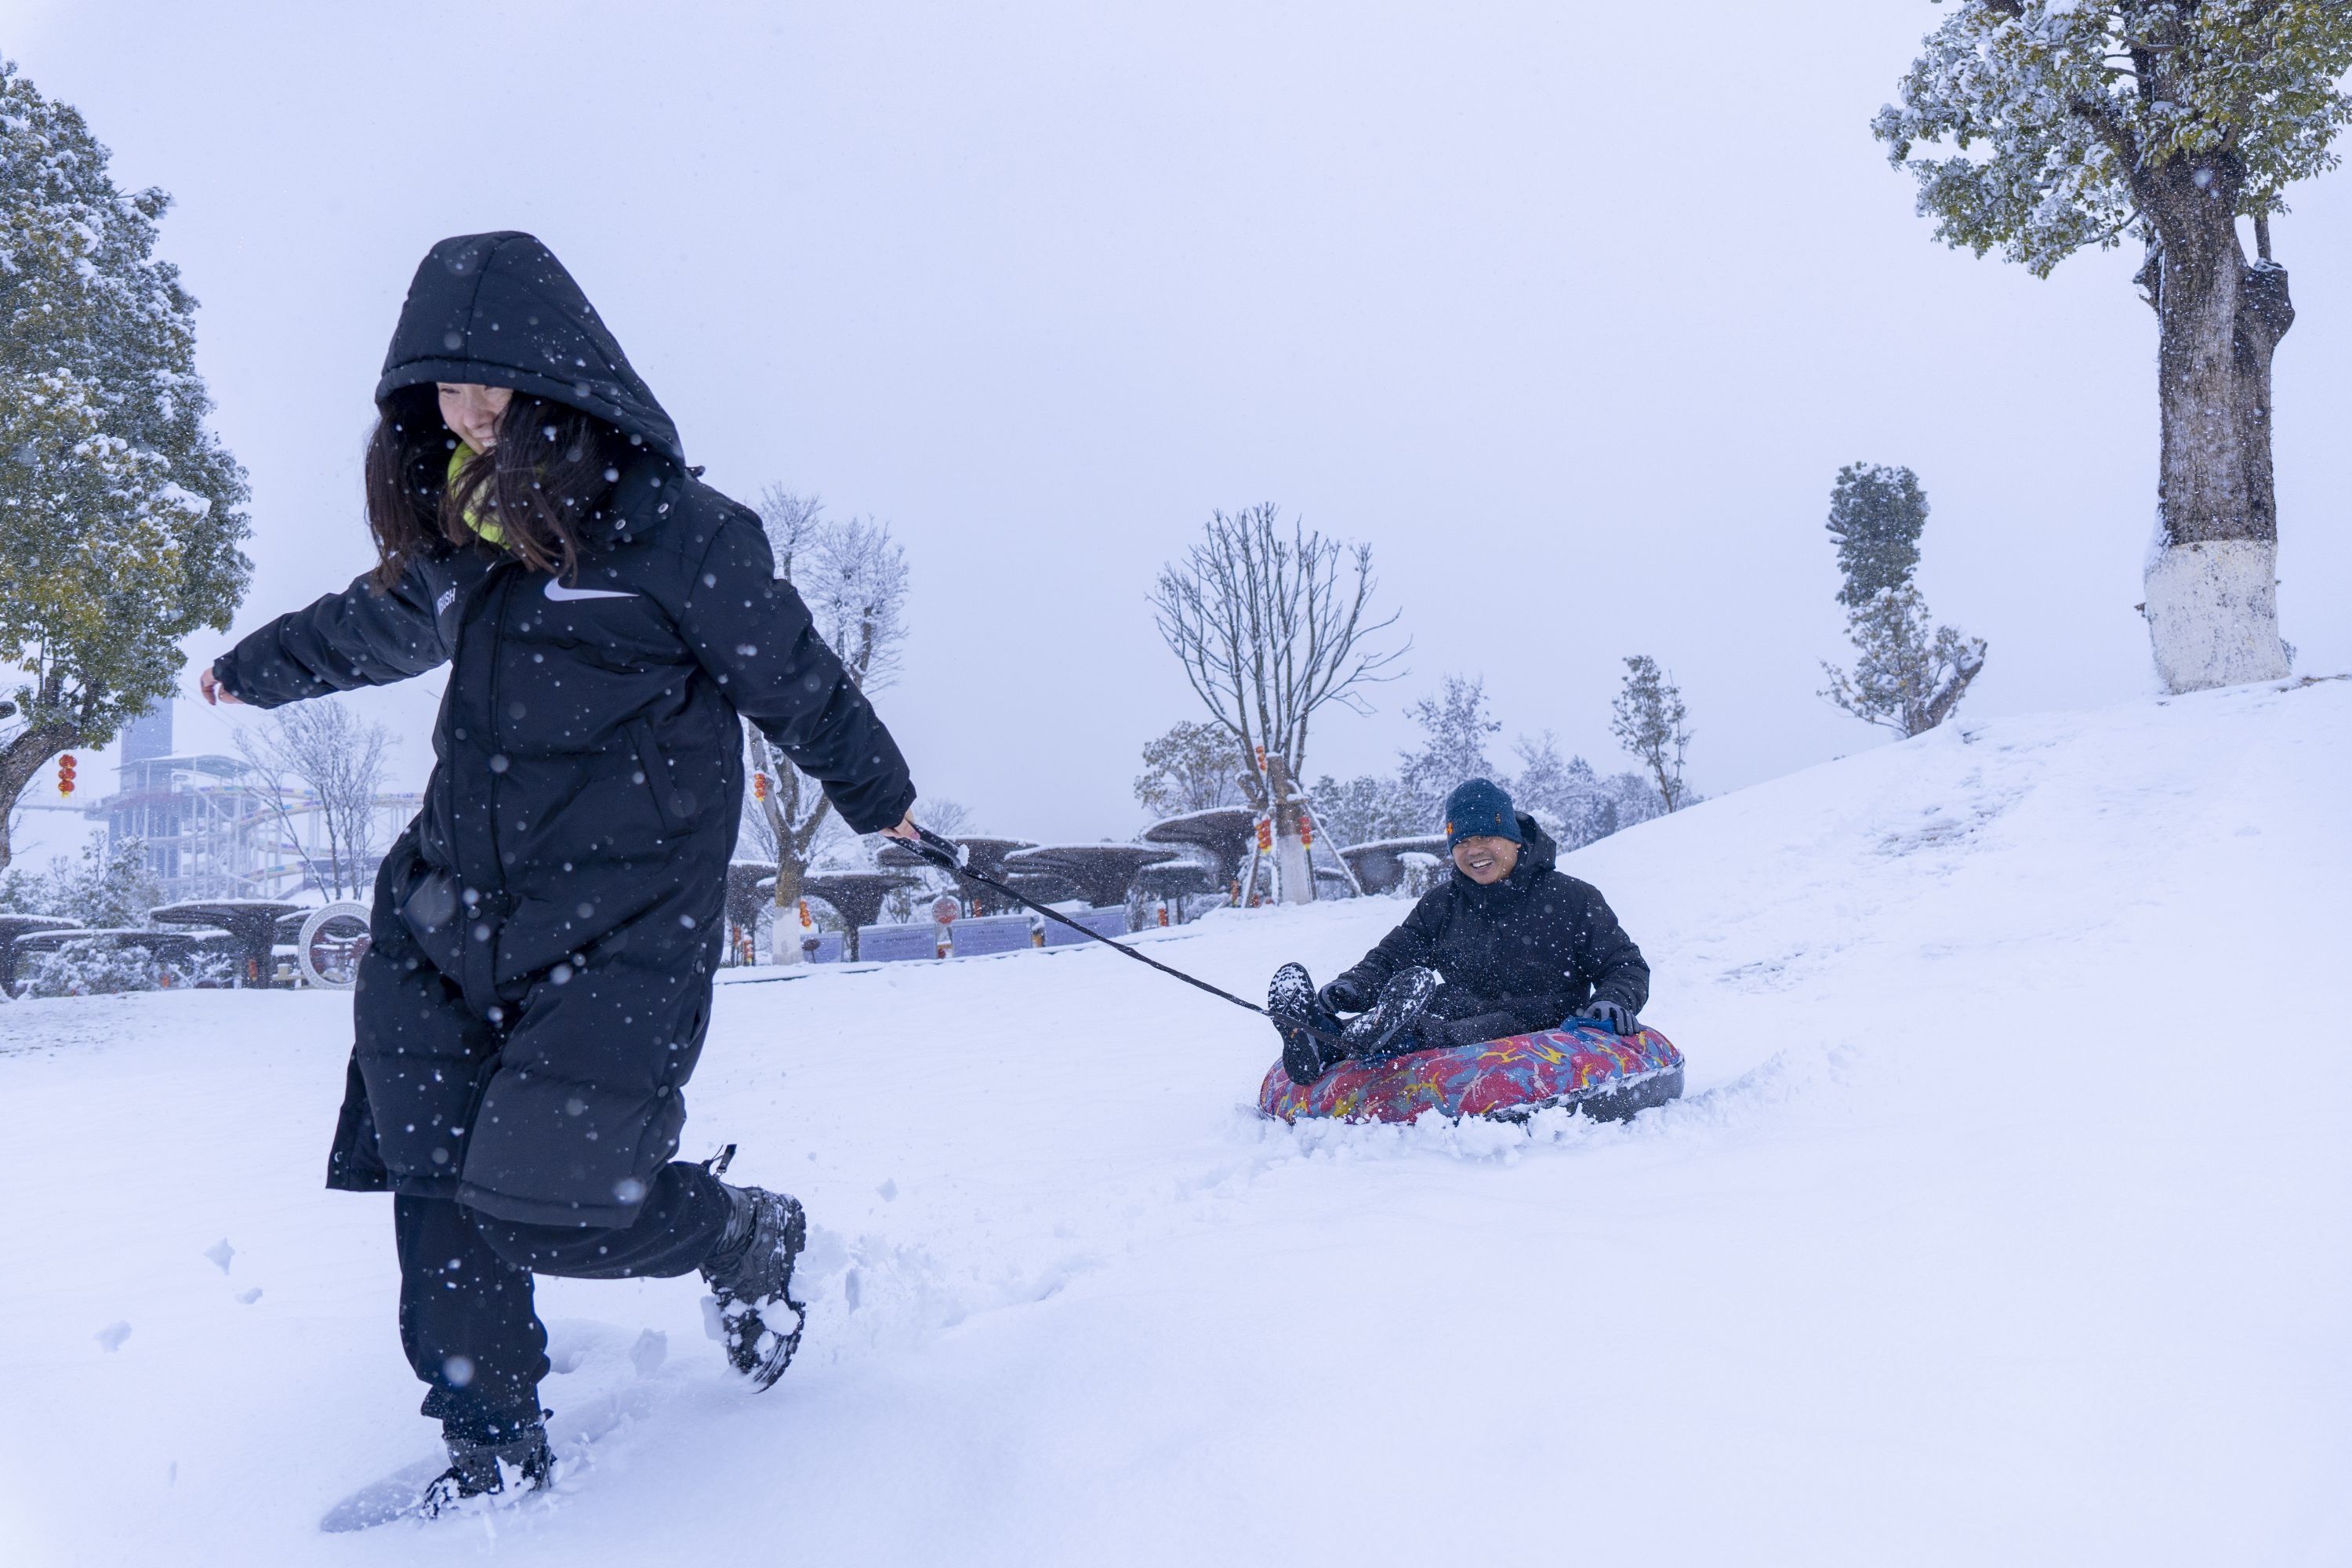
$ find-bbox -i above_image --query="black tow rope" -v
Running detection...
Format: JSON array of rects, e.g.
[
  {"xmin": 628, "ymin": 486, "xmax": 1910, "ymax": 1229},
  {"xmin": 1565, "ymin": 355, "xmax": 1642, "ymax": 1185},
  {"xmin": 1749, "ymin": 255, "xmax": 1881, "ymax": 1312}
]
[{"xmin": 903, "ymin": 825, "xmax": 1346, "ymax": 1046}]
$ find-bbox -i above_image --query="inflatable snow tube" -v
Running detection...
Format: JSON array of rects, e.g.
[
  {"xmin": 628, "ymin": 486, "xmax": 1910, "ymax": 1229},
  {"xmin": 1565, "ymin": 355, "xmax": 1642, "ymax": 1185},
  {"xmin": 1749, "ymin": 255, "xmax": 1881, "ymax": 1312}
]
[{"xmin": 1258, "ymin": 1022, "xmax": 1684, "ymax": 1126}]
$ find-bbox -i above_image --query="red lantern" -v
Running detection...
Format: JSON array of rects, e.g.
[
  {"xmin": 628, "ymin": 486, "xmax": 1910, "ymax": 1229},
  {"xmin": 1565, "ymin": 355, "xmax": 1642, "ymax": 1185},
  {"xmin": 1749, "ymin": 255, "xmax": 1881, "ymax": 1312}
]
[
  {"xmin": 1298, "ymin": 808, "xmax": 1314, "ymax": 849},
  {"xmin": 56, "ymin": 753, "xmax": 76, "ymax": 797},
  {"xmin": 752, "ymin": 771, "xmax": 768, "ymax": 800},
  {"xmin": 1255, "ymin": 817, "xmax": 1272, "ymax": 851},
  {"xmin": 797, "ymin": 898, "xmax": 812, "ymax": 928}
]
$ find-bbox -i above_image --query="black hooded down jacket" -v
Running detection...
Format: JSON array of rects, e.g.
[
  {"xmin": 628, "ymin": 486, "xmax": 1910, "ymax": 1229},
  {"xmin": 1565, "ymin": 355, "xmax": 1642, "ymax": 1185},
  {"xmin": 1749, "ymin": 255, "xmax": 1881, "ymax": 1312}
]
[
  {"xmin": 214, "ymin": 233, "xmax": 916, "ymax": 1226},
  {"xmin": 1334, "ymin": 813, "xmax": 1649, "ymax": 1041}
]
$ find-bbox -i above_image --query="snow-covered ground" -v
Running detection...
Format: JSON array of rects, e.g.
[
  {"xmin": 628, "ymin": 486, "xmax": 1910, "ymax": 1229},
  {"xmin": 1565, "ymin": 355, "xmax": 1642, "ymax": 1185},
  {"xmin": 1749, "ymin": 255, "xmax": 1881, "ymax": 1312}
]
[{"xmin": 2, "ymin": 679, "xmax": 2347, "ymax": 1566}]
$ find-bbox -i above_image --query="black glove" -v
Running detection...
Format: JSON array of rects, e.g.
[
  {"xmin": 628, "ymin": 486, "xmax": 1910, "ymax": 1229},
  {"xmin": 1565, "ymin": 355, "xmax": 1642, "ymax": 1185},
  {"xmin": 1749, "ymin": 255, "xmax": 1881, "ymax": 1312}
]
[
  {"xmin": 1317, "ymin": 975, "xmax": 1371, "ymax": 1014},
  {"xmin": 1578, "ymin": 999, "xmax": 1637, "ymax": 1036},
  {"xmin": 906, "ymin": 824, "xmax": 967, "ymax": 873}
]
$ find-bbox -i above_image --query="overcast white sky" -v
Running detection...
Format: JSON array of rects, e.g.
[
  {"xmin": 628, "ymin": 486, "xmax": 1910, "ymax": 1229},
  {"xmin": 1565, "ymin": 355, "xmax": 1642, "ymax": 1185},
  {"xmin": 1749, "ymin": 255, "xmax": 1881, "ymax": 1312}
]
[{"xmin": 10, "ymin": 1, "xmax": 2350, "ymax": 862}]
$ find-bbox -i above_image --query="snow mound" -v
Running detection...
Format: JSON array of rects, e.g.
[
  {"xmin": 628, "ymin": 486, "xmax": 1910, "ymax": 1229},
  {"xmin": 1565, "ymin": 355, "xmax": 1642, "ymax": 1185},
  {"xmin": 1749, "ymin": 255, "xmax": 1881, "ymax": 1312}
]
[{"xmin": 0, "ymin": 679, "xmax": 2345, "ymax": 1566}]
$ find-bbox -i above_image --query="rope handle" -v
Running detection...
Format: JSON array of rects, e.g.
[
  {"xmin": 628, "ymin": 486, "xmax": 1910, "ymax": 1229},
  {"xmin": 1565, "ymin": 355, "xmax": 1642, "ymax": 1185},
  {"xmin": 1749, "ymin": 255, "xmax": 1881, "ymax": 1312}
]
[{"xmin": 903, "ymin": 825, "xmax": 1348, "ymax": 1046}]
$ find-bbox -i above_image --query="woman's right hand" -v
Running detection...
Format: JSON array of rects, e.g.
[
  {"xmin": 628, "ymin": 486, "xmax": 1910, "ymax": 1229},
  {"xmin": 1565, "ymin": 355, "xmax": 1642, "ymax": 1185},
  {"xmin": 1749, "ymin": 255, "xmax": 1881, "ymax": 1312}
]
[{"xmin": 198, "ymin": 667, "xmax": 242, "ymax": 706}]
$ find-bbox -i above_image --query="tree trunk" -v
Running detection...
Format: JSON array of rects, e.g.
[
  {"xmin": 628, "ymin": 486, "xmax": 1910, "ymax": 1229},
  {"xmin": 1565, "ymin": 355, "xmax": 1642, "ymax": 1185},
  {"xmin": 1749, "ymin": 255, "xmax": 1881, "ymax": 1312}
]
[
  {"xmin": 768, "ymin": 858, "xmax": 805, "ymax": 965},
  {"xmin": 2141, "ymin": 165, "xmax": 2294, "ymax": 693},
  {"xmin": 1265, "ymin": 754, "xmax": 1314, "ymax": 905},
  {"xmin": 0, "ymin": 723, "xmax": 79, "ymax": 877},
  {"xmin": 749, "ymin": 728, "xmax": 829, "ymax": 966}
]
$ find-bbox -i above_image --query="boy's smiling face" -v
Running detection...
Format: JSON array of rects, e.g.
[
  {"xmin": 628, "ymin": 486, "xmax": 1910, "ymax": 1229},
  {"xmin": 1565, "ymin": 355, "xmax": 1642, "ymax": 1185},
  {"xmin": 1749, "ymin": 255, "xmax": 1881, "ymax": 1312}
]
[{"xmin": 1451, "ymin": 835, "xmax": 1519, "ymax": 885}]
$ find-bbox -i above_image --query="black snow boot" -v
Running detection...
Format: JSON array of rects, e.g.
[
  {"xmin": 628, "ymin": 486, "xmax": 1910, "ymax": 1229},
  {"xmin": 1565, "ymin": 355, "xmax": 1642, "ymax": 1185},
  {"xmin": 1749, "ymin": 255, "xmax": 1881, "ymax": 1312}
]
[
  {"xmin": 1342, "ymin": 967, "xmax": 1443, "ymax": 1060},
  {"xmin": 1269, "ymin": 962, "xmax": 1344, "ymax": 1086},
  {"xmin": 419, "ymin": 1417, "xmax": 553, "ymax": 1518},
  {"xmin": 699, "ymin": 1183, "xmax": 808, "ymax": 1390}
]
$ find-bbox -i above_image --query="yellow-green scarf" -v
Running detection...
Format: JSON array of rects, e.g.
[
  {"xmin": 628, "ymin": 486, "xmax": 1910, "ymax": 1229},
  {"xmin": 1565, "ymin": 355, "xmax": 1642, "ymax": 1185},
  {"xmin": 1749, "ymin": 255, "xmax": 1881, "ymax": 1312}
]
[{"xmin": 447, "ymin": 442, "xmax": 507, "ymax": 546}]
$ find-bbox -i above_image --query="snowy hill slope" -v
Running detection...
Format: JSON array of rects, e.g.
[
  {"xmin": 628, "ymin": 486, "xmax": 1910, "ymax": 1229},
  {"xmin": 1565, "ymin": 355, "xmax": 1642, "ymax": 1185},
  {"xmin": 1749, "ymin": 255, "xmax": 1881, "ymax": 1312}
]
[{"xmin": 2, "ymin": 679, "xmax": 2347, "ymax": 1566}]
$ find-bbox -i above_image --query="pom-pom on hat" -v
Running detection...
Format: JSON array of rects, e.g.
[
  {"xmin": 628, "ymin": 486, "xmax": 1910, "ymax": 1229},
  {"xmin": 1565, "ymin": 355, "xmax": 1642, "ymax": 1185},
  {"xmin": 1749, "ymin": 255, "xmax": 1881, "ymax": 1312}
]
[{"xmin": 1443, "ymin": 778, "xmax": 1523, "ymax": 849}]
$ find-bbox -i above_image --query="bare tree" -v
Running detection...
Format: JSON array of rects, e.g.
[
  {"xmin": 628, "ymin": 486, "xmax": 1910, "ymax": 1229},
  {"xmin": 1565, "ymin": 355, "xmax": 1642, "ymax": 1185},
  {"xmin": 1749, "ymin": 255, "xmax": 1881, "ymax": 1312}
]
[
  {"xmin": 1149, "ymin": 504, "xmax": 1404, "ymax": 904},
  {"xmin": 744, "ymin": 489, "xmax": 911, "ymax": 960},
  {"xmin": 1609, "ymin": 655, "xmax": 1693, "ymax": 814},
  {"xmin": 233, "ymin": 697, "xmax": 394, "ymax": 900}
]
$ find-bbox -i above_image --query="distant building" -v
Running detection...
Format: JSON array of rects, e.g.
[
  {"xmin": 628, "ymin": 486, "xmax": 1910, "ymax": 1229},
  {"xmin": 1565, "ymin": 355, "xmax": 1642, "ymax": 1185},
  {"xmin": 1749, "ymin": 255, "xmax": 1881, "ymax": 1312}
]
[
  {"xmin": 96, "ymin": 702, "xmax": 420, "ymax": 903},
  {"xmin": 102, "ymin": 703, "xmax": 274, "ymax": 901}
]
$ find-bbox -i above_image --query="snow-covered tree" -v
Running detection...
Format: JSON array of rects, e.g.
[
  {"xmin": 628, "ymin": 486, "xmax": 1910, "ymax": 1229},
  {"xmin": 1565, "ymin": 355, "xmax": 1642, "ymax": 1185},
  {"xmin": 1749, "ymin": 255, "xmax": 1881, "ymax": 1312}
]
[
  {"xmin": 1818, "ymin": 464, "xmax": 1986, "ymax": 738},
  {"xmin": 1511, "ymin": 731, "xmax": 1668, "ymax": 849},
  {"xmin": 1822, "ymin": 586, "xmax": 1989, "ymax": 739},
  {"xmin": 1134, "ymin": 720, "xmax": 1251, "ymax": 819},
  {"xmin": 1828, "ymin": 463, "xmax": 1931, "ymax": 607},
  {"xmin": 0, "ymin": 831, "xmax": 218, "ymax": 995},
  {"xmin": 1307, "ymin": 771, "xmax": 1425, "ymax": 848},
  {"xmin": 1604, "ymin": 770, "xmax": 1671, "ymax": 833},
  {"xmin": 232, "ymin": 697, "xmax": 394, "ymax": 900},
  {"xmin": 1396, "ymin": 674, "xmax": 1501, "ymax": 824},
  {"xmin": 1511, "ymin": 733, "xmax": 1607, "ymax": 848},
  {"xmin": 742, "ymin": 488, "xmax": 909, "ymax": 960},
  {"xmin": 1874, "ymin": 3, "xmax": 2352, "ymax": 692},
  {"xmin": 0, "ymin": 62, "xmax": 251, "ymax": 873},
  {"xmin": 1610, "ymin": 656, "xmax": 1693, "ymax": 813},
  {"xmin": 0, "ymin": 831, "xmax": 159, "ymax": 929},
  {"xmin": 1149, "ymin": 503, "xmax": 1404, "ymax": 904}
]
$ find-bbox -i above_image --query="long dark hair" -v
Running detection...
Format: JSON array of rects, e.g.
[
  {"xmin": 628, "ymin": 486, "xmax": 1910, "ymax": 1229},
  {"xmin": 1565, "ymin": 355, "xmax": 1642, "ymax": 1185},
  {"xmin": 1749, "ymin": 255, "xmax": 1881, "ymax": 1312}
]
[{"xmin": 362, "ymin": 385, "xmax": 633, "ymax": 588}]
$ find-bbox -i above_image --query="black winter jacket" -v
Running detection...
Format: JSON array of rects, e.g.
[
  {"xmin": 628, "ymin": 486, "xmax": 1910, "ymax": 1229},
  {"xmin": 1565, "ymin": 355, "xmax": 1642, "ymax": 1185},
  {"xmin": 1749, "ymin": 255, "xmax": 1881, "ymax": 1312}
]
[
  {"xmin": 215, "ymin": 233, "xmax": 915, "ymax": 1225},
  {"xmin": 1335, "ymin": 814, "xmax": 1649, "ymax": 1041}
]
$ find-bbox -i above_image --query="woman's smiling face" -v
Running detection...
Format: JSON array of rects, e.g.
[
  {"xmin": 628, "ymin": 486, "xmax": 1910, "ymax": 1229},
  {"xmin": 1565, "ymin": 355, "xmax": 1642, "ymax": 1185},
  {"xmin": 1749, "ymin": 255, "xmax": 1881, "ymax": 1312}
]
[{"xmin": 437, "ymin": 382, "xmax": 511, "ymax": 451}]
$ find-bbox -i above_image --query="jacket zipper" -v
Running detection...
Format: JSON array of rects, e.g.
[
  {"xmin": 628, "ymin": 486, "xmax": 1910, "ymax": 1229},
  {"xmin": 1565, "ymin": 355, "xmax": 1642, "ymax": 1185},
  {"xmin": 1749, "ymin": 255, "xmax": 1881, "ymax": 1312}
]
[{"xmin": 483, "ymin": 566, "xmax": 517, "ymax": 888}]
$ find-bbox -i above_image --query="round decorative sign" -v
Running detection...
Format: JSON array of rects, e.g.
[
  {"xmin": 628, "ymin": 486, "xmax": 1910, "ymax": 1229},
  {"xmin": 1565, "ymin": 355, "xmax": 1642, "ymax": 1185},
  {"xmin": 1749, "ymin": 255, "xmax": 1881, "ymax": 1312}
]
[{"xmin": 297, "ymin": 902, "xmax": 373, "ymax": 990}]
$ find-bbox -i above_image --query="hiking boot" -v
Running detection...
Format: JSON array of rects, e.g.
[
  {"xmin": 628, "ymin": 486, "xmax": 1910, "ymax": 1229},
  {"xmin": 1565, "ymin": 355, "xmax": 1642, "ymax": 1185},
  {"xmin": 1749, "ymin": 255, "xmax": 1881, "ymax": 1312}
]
[
  {"xmin": 1269, "ymin": 962, "xmax": 1344, "ymax": 1086},
  {"xmin": 1342, "ymin": 967, "xmax": 1443, "ymax": 1059},
  {"xmin": 419, "ymin": 1418, "xmax": 552, "ymax": 1518},
  {"xmin": 699, "ymin": 1183, "xmax": 808, "ymax": 1390}
]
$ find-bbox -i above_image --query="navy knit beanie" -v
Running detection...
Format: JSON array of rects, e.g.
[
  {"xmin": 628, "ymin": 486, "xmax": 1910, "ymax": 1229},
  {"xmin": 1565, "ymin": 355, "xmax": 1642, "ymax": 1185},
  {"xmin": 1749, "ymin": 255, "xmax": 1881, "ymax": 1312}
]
[{"xmin": 1443, "ymin": 778, "xmax": 1523, "ymax": 849}]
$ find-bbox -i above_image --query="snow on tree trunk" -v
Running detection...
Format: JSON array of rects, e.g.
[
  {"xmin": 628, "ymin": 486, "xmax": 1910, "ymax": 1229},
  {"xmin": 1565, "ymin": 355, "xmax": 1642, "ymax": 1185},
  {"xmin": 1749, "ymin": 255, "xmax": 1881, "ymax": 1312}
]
[
  {"xmin": 2143, "ymin": 184, "xmax": 2294, "ymax": 692},
  {"xmin": 1266, "ymin": 756, "xmax": 1313, "ymax": 905},
  {"xmin": 768, "ymin": 858, "xmax": 805, "ymax": 966}
]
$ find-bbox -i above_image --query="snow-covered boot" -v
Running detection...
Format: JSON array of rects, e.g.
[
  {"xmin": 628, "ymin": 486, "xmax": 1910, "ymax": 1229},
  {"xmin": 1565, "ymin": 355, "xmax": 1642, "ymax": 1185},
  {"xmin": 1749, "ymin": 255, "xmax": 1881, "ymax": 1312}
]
[
  {"xmin": 418, "ymin": 1419, "xmax": 553, "ymax": 1518},
  {"xmin": 1269, "ymin": 962, "xmax": 1343, "ymax": 1086},
  {"xmin": 1343, "ymin": 967, "xmax": 1443, "ymax": 1059},
  {"xmin": 699, "ymin": 1183, "xmax": 808, "ymax": 1390}
]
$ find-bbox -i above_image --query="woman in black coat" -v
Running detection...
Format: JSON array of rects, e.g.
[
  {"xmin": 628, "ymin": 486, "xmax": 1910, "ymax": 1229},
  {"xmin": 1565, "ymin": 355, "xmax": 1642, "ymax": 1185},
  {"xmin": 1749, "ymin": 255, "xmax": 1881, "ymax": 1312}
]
[{"xmin": 202, "ymin": 232, "xmax": 919, "ymax": 1511}]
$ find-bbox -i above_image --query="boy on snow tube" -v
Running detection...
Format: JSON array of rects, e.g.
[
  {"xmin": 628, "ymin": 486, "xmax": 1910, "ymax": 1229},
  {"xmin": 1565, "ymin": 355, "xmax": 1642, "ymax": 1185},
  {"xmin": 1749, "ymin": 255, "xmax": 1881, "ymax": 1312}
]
[{"xmin": 1267, "ymin": 778, "xmax": 1652, "ymax": 1086}]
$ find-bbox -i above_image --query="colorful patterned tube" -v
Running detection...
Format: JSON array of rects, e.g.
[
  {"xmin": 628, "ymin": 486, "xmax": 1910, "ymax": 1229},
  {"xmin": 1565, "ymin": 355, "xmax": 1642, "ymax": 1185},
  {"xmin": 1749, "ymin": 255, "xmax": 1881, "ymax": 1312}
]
[{"xmin": 1258, "ymin": 1022, "xmax": 1686, "ymax": 1125}]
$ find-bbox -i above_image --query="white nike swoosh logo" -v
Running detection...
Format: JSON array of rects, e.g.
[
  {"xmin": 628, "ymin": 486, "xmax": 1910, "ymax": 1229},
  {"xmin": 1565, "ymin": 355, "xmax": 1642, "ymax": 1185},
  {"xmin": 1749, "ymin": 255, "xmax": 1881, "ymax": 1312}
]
[{"xmin": 545, "ymin": 579, "xmax": 637, "ymax": 602}]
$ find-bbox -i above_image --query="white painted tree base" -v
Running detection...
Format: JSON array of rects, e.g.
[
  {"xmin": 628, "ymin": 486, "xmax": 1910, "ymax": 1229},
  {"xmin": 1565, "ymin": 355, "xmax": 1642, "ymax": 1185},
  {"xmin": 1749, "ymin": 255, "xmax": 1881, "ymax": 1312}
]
[
  {"xmin": 768, "ymin": 920, "xmax": 804, "ymax": 966},
  {"xmin": 1275, "ymin": 832, "xmax": 1316, "ymax": 905},
  {"xmin": 2144, "ymin": 539, "xmax": 2288, "ymax": 694}
]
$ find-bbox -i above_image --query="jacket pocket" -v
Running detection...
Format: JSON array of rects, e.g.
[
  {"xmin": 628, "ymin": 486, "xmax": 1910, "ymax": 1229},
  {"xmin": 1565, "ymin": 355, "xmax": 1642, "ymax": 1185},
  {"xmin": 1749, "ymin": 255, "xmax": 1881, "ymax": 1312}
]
[{"xmin": 627, "ymin": 718, "xmax": 695, "ymax": 835}]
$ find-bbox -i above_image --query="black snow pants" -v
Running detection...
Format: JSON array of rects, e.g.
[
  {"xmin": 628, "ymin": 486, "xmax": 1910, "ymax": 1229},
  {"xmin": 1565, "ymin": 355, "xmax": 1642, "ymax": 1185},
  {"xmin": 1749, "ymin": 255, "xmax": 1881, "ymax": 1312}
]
[
  {"xmin": 394, "ymin": 1160, "xmax": 731, "ymax": 1440},
  {"xmin": 1412, "ymin": 984, "xmax": 1548, "ymax": 1050}
]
